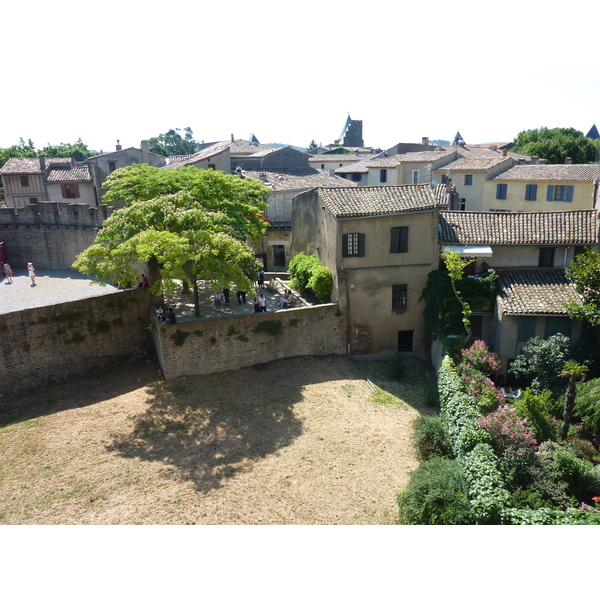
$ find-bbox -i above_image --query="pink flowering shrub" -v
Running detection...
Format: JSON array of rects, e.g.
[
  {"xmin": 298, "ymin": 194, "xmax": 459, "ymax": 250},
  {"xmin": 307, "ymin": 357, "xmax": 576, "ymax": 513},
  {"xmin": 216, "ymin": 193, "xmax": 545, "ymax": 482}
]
[
  {"xmin": 478, "ymin": 405, "xmax": 538, "ymax": 487},
  {"xmin": 460, "ymin": 340, "xmax": 501, "ymax": 376}
]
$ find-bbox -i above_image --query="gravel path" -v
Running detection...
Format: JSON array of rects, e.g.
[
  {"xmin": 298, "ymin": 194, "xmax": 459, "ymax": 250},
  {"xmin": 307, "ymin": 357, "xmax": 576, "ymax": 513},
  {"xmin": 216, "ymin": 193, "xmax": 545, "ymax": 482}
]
[{"xmin": 1, "ymin": 269, "xmax": 120, "ymax": 314}]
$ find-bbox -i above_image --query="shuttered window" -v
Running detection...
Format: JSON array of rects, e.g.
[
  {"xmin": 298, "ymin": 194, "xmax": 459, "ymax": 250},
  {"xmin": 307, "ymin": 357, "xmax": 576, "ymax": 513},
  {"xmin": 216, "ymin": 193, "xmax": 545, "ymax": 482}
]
[
  {"xmin": 546, "ymin": 185, "xmax": 574, "ymax": 202},
  {"xmin": 464, "ymin": 174, "xmax": 473, "ymax": 185},
  {"xmin": 525, "ymin": 184, "xmax": 537, "ymax": 200},
  {"xmin": 496, "ymin": 183, "xmax": 507, "ymax": 199},
  {"xmin": 342, "ymin": 233, "xmax": 365, "ymax": 257},
  {"xmin": 61, "ymin": 184, "xmax": 80, "ymax": 199},
  {"xmin": 390, "ymin": 227, "xmax": 408, "ymax": 253}
]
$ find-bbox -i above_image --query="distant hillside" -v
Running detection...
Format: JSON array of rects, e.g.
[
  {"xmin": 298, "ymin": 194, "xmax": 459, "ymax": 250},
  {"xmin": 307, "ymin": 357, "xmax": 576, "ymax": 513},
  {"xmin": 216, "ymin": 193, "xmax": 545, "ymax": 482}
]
[{"xmin": 266, "ymin": 142, "xmax": 307, "ymax": 152}]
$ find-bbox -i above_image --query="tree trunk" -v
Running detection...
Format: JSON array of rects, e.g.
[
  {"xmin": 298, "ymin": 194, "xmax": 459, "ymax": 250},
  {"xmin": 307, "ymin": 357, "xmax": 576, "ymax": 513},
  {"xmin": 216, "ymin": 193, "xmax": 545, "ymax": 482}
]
[
  {"xmin": 182, "ymin": 280, "xmax": 190, "ymax": 294},
  {"xmin": 193, "ymin": 279, "xmax": 200, "ymax": 318},
  {"xmin": 561, "ymin": 380, "xmax": 577, "ymax": 441},
  {"xmin": 451, "ymin": 279, "xmax": 472, "ymax": 345}
]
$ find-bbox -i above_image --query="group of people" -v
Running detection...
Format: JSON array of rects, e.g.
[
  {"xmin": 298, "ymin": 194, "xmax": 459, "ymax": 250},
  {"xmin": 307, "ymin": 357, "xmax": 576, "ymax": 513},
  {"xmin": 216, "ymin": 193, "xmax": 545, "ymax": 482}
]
[
  {"xmin": 1, "ymin": 261, "xmax": 35, "ymax": 285},
  {"xmin": 156, "ymin": 305, "xmax": 177, "ymax": 325}
]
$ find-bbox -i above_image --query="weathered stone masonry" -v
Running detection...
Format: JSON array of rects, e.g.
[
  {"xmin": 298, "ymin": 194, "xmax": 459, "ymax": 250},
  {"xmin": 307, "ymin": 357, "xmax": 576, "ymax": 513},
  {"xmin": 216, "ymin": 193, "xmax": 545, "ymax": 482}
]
[
  {"xmin": 153, "ymin": 304, "xmax": 346, "ymax": 380},
  {"xmin": 0, "ymin": 288, "xmax": 152, "ymax": 396},
  {"xmin": 0, "ymin": 202, "xmax": 112, "ymax": 269}
]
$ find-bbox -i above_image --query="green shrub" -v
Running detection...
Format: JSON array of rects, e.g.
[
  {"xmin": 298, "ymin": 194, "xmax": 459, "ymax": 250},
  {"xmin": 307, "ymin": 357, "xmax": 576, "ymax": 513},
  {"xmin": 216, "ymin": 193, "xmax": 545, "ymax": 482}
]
[
  {"xmin": 412, "ymin": 415, "xmax": 453, "ymax": 461},
  {"xmin": 288, "ymin": 252, "xmax": 319, "ymax": 292},
  {"xmin": 512, "ymin": 388, "xmax": 558, "ymax": 443},
  {"xmin": 307, "ymin": 263, "xmax": 333, "ymax": 302},
  {"xmin": 574, "ymin": 378, "xmax": 600, "ymax": 435},
  {"xmin": 397, "ymin": 457, "xmax": 473, "ymax": 525}
]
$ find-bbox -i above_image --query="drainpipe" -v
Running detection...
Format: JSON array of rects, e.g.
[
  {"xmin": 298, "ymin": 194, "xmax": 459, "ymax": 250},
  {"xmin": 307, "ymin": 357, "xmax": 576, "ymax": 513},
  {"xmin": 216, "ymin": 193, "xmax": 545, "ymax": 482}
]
[
  {"xmin": 563, "ymin": 246, "xmax": 570, "ymax": 270},
  {"xmin": 340, "ymin": 220, "xmax": 352, "ymax": 355}
]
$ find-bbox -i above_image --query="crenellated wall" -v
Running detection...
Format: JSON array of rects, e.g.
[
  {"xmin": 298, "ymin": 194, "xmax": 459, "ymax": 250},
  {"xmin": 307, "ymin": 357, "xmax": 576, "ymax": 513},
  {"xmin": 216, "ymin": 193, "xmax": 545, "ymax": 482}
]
[{"xmin": 0, "ymin": 202, "xmax": 112, "ymax": 268}]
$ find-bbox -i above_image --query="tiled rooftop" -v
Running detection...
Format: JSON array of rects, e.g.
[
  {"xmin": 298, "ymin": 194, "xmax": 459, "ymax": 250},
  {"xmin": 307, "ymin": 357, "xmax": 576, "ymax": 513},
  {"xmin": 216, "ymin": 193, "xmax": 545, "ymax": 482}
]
[
  {"xmin": 319, "ymin": 184, "xmax": 447, "ymax": 218},
  {"xmin": 491, "ymin": 164, "xmax": 600, "ymax": 181},
  {"xmin": 438, "ymin": 210, "xmax": 598, "ymax": 245},
  {"xmin": 0, "ymin": 157, "xmax": 72, "ymax": 175},
  {"xmin": 496, "ymin": 268, "xmax": 580, "ymax": 315},
  {"xmin": 163, "ymin": 142, "xmax": 230, "ymax": 169},
  {"xmin": 242, "ymin": 168, "xmax": 357, "ymax": 192},
  {"xmin": 434, "ymin": 156, "xmax": 510, "ymax": 171},
  {"xmin": 46, "ymin": 167, "xmax": 92, "ymax": 183}
]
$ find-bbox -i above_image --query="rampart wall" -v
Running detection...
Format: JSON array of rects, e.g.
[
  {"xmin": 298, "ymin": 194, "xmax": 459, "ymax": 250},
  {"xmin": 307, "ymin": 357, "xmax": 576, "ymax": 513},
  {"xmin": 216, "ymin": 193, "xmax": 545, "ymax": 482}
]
[
  {"xmin": 153, "ymin": 304, "xmax": 346, "ymax": 380},
  {"xmin": 0, "ymin": 288, "xmax": 152, "ymax": 396},
  {"xmin": 0, "ymin": 202, "xmax": 112, "ymax": 269}
]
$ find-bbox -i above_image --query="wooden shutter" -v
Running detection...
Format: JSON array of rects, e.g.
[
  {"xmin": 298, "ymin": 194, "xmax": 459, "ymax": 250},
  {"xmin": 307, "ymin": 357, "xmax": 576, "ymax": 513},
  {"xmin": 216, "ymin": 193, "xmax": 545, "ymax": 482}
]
[
  {"xmin": 525, "ymin": 184, "xmax": 537, "ymax": 200},
  {"xmin": 342, "ymin": 233, "xmax": 349, "ymax": 257},
  {"xmin": 496, "ymin": 184, "xmax": 507, "ymax": 199},
  {"xmin": 61, "ymin": 184, "xmax": 68, "ymax": 198},
  {"xmin": 358, "ymin": 233, "xmax": 365, "ymax": 257},
  {"xmin": 546, "ymin": 185, "xmax": 554, "ymax": 201},
  {"xmin": 391, "ymin": 227, "xmax": 408, "ymax": 253},
  {"xmin": 566, "ymin": 185, "xmax": 574, "ymax": 202}
]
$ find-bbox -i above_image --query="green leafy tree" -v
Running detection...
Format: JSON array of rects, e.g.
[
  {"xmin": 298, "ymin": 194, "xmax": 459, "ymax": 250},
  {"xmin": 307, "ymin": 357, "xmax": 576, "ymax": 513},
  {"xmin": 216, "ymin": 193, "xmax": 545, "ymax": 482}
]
[
  {"xmin": 441, "ymin": 249, "xmax": 476, "ymax": 345},
  {"xmin": 575, "ymin": 378, "xmax": 600, "ymax": 435},
  {"xmin": 512, "ymin": 127, "xmax": 599, "ymax": 164},
  {"xmin": 0, "ymin": 138, "xmax": 36, "ymax": 169},
  {"xmin": 73, "ymin": 166, "xmax": 268, "ymax": 317},
  {"xmin": 147, "ymin": 127, "xmax": 201, "ymax": 157},
  {"xmin": 40, "ymin": 138, "xmax": 97, "ymax": 162},
  {"xmin": 560, "ymin": 360, "xmax": 589, "ymax": 441},
  {"xmin": 306, "ymin": 140, "xmax": 318, "ymax": 151},
  {"xmin": 509, "ymin": 334, "xmax": 571, "ymax": 395},
  {"xmin": 564, "ymin": 248, "xmax": 600, "ymax": 330}
]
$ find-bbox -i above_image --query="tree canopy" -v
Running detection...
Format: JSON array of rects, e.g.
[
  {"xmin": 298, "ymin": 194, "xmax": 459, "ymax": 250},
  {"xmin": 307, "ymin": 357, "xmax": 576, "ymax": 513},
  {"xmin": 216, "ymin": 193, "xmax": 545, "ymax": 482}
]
[
  {"xmin": 512, "ymin": 127, "xmax": 599, "ymax": 164},
  {"xmin": 564, "ymin": 248, "xmax": 600, "ymax": 330},
  {"xmin": 147, "ymin": 127, "xmax": 202, "ymax": 157},
  {"xmin": 0, "ymin": 138, "xmax": 97, "ymax": 169},
  {"xmin": 73, "ymin": 165, "xmax": 269, "ymax": 316}
]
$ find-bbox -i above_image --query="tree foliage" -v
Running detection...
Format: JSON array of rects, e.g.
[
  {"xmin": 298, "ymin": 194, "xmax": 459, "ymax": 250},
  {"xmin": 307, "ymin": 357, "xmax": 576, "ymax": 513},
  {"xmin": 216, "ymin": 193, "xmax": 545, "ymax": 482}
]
[
  {"xmin": 147, "ymin": 127, "xmax": 202, "ymax": 157},
  {"xmin": 0, "ymin": 138, "xmax": 36, "ymax": 169},
  {"xmin": 564, "ymin": 248, "xmax": 600, "ymax": 330},
  {"xmin": 288, "ymin": 252, "xmax": 332, "ymax": 301},
  {"xmin": 512, "ymin": 127, "xmax": 599, "ymax": 164},
  {"xmin": 508, "ymin": 334, "xmax": 571, "ymax": 395},
  {"xmin": 40, "ymin": 138, "xmax": 97, "ymax": 162},
  {"xmin": 73, "ymin": 166, "xmax": 268, "ymax": 317}
]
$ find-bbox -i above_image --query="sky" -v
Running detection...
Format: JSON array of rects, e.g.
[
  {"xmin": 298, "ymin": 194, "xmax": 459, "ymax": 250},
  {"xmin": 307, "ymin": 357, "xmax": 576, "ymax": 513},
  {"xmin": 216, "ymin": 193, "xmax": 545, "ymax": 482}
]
[{"xmin": 1, "ymin": 1, "xmax": 599, "ymax": 154}]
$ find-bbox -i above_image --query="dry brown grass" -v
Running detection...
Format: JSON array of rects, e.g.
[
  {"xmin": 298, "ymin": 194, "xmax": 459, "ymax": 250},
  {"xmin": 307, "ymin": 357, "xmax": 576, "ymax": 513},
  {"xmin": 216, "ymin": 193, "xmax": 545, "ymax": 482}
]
[{"xmin": 0, "ymin": 354, "xmax": 437, "ymax": 525}]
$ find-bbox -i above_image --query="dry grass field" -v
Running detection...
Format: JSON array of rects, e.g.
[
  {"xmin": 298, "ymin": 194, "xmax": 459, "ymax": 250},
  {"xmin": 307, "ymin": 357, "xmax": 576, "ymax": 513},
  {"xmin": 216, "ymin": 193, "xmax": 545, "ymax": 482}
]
[{"xmin": 0, "ymin": 354, "xmax": 437, "ymax": 525}]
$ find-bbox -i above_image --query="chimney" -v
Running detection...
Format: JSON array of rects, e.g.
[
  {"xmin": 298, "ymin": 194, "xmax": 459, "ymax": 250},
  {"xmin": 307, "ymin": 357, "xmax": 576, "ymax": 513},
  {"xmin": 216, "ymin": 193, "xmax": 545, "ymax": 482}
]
[
  {"xmin": 531, "ymin": 156, "xmax": 539, "ymax": 164},
  {"xmin": 490, "ymin": 145, "xmax": 497, "ymax": 152},
  {"xmin": 71, "ymin": 157, "xmax": 76, "ymax": 167},
  {"xmin": 116, "ymin": 139, "xmax": 122, "ymax": 151},
  {"xmin": 39, "ymin": 154, "xmax": 46, "ymax": 173},
  {"xmin": 565, "ymin": 156, "xmax": 572, "ymax": 164},
  {"xmin": 503, "ymin": 149, "xmax": 508, "ymax": 157},
  {"xmin": 231, "ymin": 134, "xmax": 235, "ymax": 142},
  {"xmin": 422, "ymin": 137, "xmax": 429, "ymax": 146},
  {"xmin": 141, "ymin": 140, "xmax": 149, "ymax": 163}
]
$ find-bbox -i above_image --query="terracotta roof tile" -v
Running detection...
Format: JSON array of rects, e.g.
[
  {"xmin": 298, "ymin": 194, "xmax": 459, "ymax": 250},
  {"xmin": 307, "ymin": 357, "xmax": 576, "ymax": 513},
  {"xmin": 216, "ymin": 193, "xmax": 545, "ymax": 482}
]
[
  {"xmin": 46, "ymin": 167, "xmax": 92, "ymax": 183},
  {"xmin": 319, "ymin": 184, "xmax": 448, "ymax": 218},
  {"xmin": 434, "ymin": 156, "xmax": 511, "ymax": 171},
  {"xmin": 438, "ymin": 210, "xmax": 598, "ymax": 245},
  {"xmin": 491, "ymin": 164, "xmax": 600, "ymax": 181},
  {"xmin": 242, "ymin": 168, "xmax": 357, "ymax": 192},
  {"xmin": 496, "ymin": 268, "xmax": 580, "ymax": 315},
  {"xmin": 0, "ymin": 157, "xmax": 72, "ymax": 175}
]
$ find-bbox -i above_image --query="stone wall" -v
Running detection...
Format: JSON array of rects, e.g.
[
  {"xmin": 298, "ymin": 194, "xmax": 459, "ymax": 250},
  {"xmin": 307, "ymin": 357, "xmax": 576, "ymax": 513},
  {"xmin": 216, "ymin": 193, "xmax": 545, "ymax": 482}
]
[
  {"xmin": 153, "ymin": 304, "xmax": 346, "ymax": 380},
  {"xmin": 0, "ymin": 202, "xmax": 111, "ymax": 269},
  {"xmin": 0, "ymin": 288, "xmax": 153, "ymax": 395}
]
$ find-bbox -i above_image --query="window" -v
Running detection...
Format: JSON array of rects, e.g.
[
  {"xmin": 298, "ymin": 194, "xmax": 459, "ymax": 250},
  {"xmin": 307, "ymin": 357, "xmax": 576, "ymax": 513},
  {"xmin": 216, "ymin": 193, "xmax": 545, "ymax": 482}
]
[
  {"xmin": 108, "ymin": 161, "xmax": 117, "ymax": 173},
  {"xmin": 320, "ymin": 164, "xmax": 324, "ymax": 169},
  {"xmin": 392, "ymin": 285, "xmax": 407, "ymax": 309},
  {"xmin": 390, "ymin": 226, "xmax": 408, "ymax": 253},
  {"xmin": 61, "ymin": 184, "xmax": 80, "ymax": 199},
  {"xmin": 412, "ymin": 170, "xmax": 419, "ymax": 184},
  {"xmin": 518, "ymin": 316, "xmax": 537, "ymax": 342},
  {"xmin": 538, "ymin": 247, "xmax": 555, "ymax": 267},
  {"xmin": 342, "ymin": 233, "xmax": 365, "ymax": 257},
  {"xmin": 546, "ymin": 184, "xmax": 573, "ymax": 202},
  {"xmin": 496, "ymin": 183, "xmax": 507, "ymax": 199},
  {"xmin": 351, "ymin": 173, "xmax": 362, "ymax": 182},
  {"xmin": 544, "ymin": 317, "xmax": 571, "ymax": 339},
  {"xmin": 464, "ymin": 174, "xmax": 473, "ymax": 186},
  {"xmin": 397, "ymin": 330, "xmax": 413, "ymax": 352},
  {"xmin": 458, "ymin": 197, "xmax": 466, "ymax": 211},
  {"xmin": 20, "ymin": 175, "xmax": 29, "ymax": 187},
  {"xmin": 525, "ymin": 184, "xmax": 537, "ymax": 200},
  {"xmin": 441, "ymin": 175, "xmax": 448, "ymax": 184},
  {"xmin": 380, "ymin": 169, "xmax": 387, "ymax": 183}
]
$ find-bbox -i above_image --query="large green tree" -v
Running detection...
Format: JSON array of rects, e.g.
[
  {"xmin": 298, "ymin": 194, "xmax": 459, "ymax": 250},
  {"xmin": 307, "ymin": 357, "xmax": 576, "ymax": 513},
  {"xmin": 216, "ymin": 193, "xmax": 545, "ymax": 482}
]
[
  {"xmin": 147, "ymin": 127, "xmax": 202, "ymax": 157},
  {"xmin": 73, "ymin": 165, "xmax": 268, "ymax": 317},
  {"xmin": 512, "ymin": 127, "xmax": 599, "ymax": 164},
  {"xmin": 0, "ymin": 138, "xmax": 36, "ymax": 169},
  {"xmin": 40, "ymin": 138, "xmax": 97, "ymax": 162},
  {"xmin": 564, "ymin": 248, "xmax": 600, "ymax": 330}
]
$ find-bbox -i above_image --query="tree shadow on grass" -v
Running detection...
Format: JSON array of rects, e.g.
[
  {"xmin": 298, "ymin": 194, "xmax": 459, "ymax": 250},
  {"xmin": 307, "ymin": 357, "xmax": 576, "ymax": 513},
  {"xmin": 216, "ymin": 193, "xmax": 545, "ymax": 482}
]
[{"xmin": 106, "ymin": 355, "xmax": 362, "ymax": 494}]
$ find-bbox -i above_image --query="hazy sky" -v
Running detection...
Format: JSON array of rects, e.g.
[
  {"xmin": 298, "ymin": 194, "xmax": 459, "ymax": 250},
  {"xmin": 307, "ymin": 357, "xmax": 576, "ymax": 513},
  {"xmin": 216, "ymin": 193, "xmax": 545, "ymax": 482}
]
[{"xmin": 2, "ymin": 1, "xmax": 598, "ymax": 153}]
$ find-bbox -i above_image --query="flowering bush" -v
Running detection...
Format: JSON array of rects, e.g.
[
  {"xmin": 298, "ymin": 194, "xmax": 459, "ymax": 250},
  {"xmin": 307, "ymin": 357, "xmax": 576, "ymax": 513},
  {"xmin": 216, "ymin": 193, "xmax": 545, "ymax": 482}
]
[
  {"xmin": 478, "ymin": 405, "xmax": 538, "ymax": 487},
  {"xmin": 460, "ymin": 340, "xmax": 501, "ymax": 376}
]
